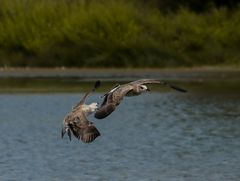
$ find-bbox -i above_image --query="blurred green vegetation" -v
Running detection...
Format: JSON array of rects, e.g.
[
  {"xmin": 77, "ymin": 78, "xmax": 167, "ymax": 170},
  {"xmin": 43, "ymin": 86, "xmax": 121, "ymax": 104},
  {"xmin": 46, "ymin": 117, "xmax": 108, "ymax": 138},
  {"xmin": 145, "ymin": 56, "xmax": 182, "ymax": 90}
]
[{"xmin": 0, "ymin": 0, "xmax": 240, "ymax": 68}]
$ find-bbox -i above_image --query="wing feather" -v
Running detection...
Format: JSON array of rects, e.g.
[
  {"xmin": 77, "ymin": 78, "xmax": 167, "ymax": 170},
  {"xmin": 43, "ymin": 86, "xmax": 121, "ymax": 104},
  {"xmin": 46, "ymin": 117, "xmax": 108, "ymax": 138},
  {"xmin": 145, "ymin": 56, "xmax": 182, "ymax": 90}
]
[
  {"xmin": 95, "ymin": 85, "xmax": 133, "ymax": 119},
  {"xmin": 94, "ymin": 103, "xmax": 116, "ymax": 119},
  {"xmin": 81, "ymin": 125, "xmax": 101, "ymax": 143},
  {"xmin": 130, "ymin": 79, "xmax": 187, "ymax": 92},
  {"xmin": 64, "ymin": 109, "xmax": 100, "ymax": 143},
  {"xmin": 129, "ymin": 79, "xmax": 162, "ymax": 85}
]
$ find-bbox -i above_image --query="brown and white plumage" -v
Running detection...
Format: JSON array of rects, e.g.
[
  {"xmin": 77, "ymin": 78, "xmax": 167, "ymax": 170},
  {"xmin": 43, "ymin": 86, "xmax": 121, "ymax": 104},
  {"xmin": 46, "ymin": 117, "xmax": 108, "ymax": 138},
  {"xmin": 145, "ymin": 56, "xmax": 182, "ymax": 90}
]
[
  {"xmin": 94, "ymin": 79, "xmax": 186, "ymax": 119},
  {"xmin": 62, "ymin": 81, "xmax": 101, "ymax": 143}
]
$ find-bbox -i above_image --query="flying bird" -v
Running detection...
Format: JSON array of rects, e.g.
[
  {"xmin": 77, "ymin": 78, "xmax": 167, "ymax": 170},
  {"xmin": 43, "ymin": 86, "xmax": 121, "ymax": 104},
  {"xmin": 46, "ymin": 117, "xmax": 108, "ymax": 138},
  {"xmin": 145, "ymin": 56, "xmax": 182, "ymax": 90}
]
[
  {"xmin": 62, "ymin": 81, "xmax": 101, "ymax": 143},
  {"xmin": 94, "ymin": 79, "xmax": 186, "ymax": 119}
]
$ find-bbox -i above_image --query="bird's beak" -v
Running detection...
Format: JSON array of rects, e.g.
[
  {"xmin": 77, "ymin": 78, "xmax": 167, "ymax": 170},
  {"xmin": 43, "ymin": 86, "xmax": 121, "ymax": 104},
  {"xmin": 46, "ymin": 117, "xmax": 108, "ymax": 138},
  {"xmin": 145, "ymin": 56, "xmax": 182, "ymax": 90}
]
[{"xmin": 146, "ymin": 88, "xmax": 150, "ymax": 91}]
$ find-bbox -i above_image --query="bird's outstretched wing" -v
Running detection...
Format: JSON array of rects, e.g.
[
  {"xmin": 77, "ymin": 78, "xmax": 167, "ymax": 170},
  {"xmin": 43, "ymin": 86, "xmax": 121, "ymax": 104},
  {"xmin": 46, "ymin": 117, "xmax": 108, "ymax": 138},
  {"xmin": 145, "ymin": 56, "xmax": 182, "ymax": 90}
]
[
  {"xmin": 130, "ymin": 79, "xmax": 187, "ymax": 92},
  {"xmin": 129, "ymin": 79, "xmax": 162, "ymax": 85},
  {"xmin": 63, "ymin": 111, "xmax": 100, "ymax": 143},
  {"xmin": 73, "ymin": 80, "xmax": 101, "ymax": 110}
]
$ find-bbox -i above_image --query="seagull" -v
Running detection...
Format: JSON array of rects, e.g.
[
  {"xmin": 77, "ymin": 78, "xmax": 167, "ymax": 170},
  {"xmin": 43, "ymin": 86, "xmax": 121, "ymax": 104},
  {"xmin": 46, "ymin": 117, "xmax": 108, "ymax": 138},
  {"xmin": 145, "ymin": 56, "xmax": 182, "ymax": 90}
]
[
  {"xmin": 94, "ymin": 79, "xmax": 186, "ymax": 119},
  {"xmin": 62, "ymin": 81, "xmax": 101, "ymax": 143}
]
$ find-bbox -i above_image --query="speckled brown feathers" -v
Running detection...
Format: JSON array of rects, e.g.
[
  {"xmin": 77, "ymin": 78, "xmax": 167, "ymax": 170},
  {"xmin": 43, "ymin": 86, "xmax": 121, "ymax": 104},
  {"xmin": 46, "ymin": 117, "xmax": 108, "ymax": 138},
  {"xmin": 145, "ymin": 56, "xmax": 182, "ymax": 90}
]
[
  {"xmin": 95, "ymin": 79, "xmax": 186, "ymax": 119},
  {"xmin": 63, "ymin": 109, "xmax": 100, "ymax": 143},
  {"xmin": 62, "ymin": 81, "xmax": 101, "ymax": 143}
]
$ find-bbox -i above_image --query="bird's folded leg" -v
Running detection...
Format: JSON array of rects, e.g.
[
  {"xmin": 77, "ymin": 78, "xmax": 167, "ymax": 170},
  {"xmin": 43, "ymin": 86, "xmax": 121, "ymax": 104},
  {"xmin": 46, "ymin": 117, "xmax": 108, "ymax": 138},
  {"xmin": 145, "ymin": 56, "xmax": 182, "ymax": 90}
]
[
  {"xmin": 62, "ymin": 126, "xmax": 72, "ymax": 141},
  {"xmin": 67, "ymin": 128, "xmax": 71, "ymax": 141}
]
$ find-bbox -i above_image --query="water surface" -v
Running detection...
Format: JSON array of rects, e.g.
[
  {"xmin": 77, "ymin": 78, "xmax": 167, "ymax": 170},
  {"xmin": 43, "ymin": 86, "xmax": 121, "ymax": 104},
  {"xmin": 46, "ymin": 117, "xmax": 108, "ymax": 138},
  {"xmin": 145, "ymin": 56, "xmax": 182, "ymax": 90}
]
[{"xmin": 0, "ymin": 92, "xmax": 239, "ymax": 180}]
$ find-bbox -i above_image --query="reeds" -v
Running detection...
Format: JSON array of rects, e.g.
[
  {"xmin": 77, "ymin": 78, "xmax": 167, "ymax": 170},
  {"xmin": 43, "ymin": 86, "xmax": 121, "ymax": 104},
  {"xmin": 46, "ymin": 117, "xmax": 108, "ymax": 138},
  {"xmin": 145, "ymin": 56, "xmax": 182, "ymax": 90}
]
[{"xmin": 0, "ymin": 0, "xmax": 239, "ymax": 67}]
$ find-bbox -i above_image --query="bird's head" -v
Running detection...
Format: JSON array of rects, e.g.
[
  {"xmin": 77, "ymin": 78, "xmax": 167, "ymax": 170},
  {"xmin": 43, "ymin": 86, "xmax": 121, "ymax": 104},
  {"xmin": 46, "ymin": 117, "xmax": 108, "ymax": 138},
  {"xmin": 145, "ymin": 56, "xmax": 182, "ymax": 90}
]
[{"xmin": 139, "ymin": 85, "xmax": 150, "ymax": 93}]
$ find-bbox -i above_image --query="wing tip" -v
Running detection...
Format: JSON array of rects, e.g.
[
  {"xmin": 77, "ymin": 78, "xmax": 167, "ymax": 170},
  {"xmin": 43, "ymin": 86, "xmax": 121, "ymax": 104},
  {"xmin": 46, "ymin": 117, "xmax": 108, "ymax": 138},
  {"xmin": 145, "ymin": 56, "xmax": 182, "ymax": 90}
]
[{"xmin": 170, "ymin": 85, "xmax": 187, "ymax": 93}]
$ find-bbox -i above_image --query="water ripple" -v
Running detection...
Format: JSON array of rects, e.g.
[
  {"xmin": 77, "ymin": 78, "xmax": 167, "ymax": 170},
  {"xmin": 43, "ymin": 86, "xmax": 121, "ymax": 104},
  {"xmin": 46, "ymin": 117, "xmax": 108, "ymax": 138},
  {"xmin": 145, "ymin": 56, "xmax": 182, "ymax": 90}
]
[{"xmin": 0, "ymin": 93, "xmax": 239, "ymax": 180}]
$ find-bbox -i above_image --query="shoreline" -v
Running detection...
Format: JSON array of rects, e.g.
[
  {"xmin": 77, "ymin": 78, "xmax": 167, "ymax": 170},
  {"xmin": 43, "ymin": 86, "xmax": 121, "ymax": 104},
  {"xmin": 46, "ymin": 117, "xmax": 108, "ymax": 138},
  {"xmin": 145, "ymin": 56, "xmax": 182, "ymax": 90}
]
[
  {"xmin": 0, "ymin": 67, "xmax": 240, "ymax": 82},
  {"xmin": 0, "ymin": 67, "xmax": 240, "ymax": 93}
]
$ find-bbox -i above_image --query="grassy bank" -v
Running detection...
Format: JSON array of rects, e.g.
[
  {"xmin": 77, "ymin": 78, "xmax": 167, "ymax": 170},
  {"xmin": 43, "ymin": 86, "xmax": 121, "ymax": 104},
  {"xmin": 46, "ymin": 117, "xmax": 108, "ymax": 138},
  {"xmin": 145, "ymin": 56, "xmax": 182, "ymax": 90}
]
[
  {"xmin": 0, "ymin": 0, "xmax": 240, "ymax": 68},
  {"xmin": 0, "ymin": 77, "xmax": 240, "ymax": 94}
]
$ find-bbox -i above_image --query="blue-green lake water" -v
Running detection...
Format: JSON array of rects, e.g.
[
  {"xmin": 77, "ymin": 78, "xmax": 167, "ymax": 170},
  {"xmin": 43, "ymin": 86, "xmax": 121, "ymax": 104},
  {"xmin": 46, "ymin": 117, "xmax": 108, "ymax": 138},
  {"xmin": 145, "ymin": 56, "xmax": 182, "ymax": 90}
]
[{"xmin": 0, "ymin": 92, "xmax": 239, "ymax": 180}]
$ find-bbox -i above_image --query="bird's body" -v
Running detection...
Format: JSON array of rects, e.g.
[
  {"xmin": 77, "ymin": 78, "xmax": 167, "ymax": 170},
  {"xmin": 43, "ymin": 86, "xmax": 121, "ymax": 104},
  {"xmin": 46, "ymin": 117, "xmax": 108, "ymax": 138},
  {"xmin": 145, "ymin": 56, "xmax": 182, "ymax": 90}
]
[
  {"xmin": 62, "ymin": 81, "xmax": 101, "ymax": 143},
  {"xmin": 62, "ymin": 102, "xmax": 100, "ymax": 143},
  {"xmin": 94, "ymin": 79, "xmax": 186, "ymax": 119}
]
